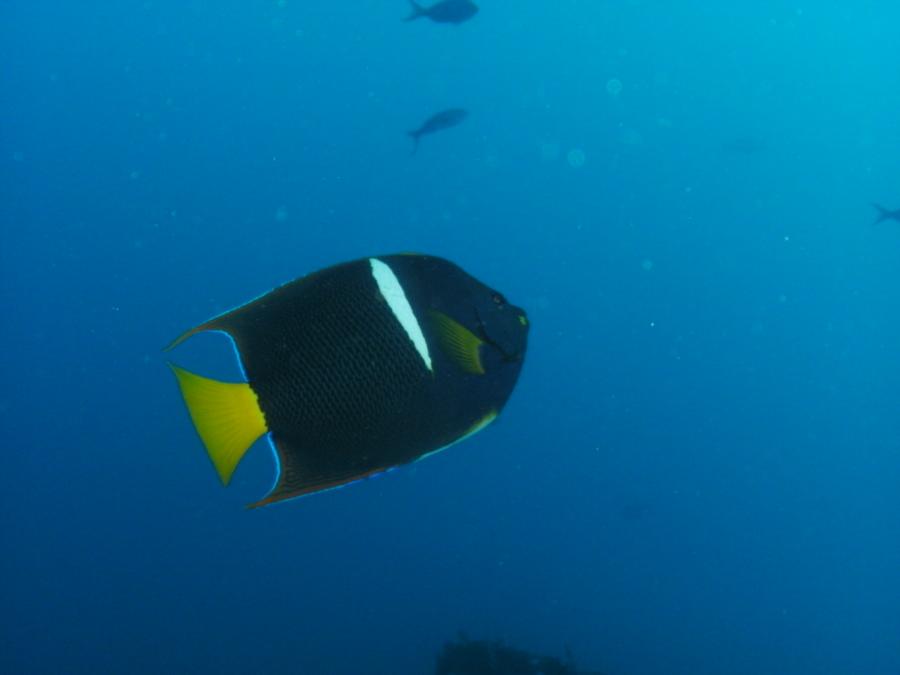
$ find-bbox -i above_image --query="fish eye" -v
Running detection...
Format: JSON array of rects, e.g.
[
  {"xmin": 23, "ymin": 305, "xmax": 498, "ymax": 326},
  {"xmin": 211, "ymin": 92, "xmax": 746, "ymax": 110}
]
[{"xmin": 492, "ymin": 292, "xmax": 506, "ymax": 306}]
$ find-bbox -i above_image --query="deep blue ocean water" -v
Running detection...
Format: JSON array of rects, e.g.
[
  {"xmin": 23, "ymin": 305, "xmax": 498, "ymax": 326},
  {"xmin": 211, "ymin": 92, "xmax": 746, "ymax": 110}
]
[{"xmin": 3, "ymin": 2, "xmax": 899, "ymax": 674}]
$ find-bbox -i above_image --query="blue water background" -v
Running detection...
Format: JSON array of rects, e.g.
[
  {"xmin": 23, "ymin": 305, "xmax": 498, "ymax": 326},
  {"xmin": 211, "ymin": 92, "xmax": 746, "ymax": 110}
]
[{"xmin": 3, "ymin": 2, "xmax": 899, "ymax": 673}]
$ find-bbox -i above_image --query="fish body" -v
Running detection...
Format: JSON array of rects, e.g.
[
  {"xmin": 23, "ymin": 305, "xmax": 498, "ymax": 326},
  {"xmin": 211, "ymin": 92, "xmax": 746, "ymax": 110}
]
[
  {"xmin": 872, "ymin": 203, "xmax": 900, "ymax": 225},
  {"xmin": 405, "ymin": 0, "xmax": 479, "ymax": 24},
  {"xmin": 408, "ymin": 108, "xmax": 468, "ymax": 154},
  {"xmin": 168, "ymin": 254, "xmax": 528, "ymax": 507}
]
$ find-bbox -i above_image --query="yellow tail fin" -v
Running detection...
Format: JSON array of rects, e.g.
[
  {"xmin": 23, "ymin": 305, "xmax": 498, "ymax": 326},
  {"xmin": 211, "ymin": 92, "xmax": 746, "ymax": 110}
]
[{"xmin": 168, "ymin": 364, "xmax": 268, "ymax": 485}]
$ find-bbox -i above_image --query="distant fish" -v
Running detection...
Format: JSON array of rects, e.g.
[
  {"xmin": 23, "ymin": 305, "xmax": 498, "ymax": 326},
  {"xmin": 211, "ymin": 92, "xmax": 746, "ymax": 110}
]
[
  {"xmin": 871, "ymin": 203, "xmax": 900, "ymax": 225},
  {"xmin": 408, "ymin": 108, "xmax": 468, "ymax": 154},
  {"xmin": 404, "ymin": 0, "xmax": 479, "ymax": 25}
]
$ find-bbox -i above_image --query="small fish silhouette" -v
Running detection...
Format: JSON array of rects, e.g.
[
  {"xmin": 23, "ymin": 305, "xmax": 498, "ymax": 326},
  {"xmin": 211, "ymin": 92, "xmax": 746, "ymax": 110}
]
[
  {"xmin": 404, "ymin": 0, "xmax": 479, "ymax": 25},
  {"xmin": 871, "ymin": 203, "xmax": 900, "ymax": 225},
  {"xmin": 407, "ymin": 108, "xmax": 468, "ymax": 155}
]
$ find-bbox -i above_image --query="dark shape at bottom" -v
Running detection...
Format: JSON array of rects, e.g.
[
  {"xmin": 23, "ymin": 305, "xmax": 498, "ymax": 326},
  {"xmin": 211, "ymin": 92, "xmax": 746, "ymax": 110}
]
[{"xmin": 436, "ymin": 634, "xmax": 606, "ymax": 675}]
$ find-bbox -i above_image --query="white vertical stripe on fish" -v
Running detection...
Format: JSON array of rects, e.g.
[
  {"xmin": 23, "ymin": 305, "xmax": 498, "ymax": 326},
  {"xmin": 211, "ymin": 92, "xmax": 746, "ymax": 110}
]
[{"xmin": 369, "ymin": 258, "xmax": 433, "ymax": 372}]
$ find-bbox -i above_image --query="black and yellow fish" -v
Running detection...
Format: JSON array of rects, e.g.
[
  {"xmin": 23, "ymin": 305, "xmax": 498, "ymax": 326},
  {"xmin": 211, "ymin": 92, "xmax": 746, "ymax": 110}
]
[{"xmin": 167, "ymin": 254, "xmax": 529, "ymax": 507}]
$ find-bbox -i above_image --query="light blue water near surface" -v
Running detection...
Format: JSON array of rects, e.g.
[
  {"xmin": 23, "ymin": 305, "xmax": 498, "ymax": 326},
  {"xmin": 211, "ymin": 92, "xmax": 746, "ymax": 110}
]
[{"xmin": 2, "ymin": 2, "xmax": 899, "ymax": 674}]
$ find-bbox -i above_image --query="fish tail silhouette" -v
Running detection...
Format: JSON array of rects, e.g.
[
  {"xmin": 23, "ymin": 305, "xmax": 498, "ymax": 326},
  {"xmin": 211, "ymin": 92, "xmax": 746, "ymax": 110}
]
[
  {"xmin": 404, "ymin": 0, "xmax": 425, "ymax": 21},
  {"xmin": 872, "ymin": 203, "xmax": 890, "ymax": 224},
  {"xmin": 408, "ymin": 130, "xmax": 421, "ymax": 155}
]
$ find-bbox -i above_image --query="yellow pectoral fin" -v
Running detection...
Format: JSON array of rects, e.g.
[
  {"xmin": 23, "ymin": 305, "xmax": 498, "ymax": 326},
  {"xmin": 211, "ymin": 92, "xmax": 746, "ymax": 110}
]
[
  {"xmin": 168, "ymin": 364, "xmax": 268, "ymax": 485},
  {"xmin": 428, "ymin": 310, "xmax": 485, "ymax": 375}
]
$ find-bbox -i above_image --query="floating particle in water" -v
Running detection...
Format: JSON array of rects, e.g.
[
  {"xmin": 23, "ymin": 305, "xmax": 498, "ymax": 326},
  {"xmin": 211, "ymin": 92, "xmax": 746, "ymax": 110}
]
[
  {"xmin": 566, "ymin": 148, "xmax": 586, "ymax": 168},
  {"xmin": 606, "ymin": 78, "xmax": 623, "ymax": 97},
  {"xmin": 641, "ymin": 259, "xmax": 654, "ymax": 271},
  {"xmin": 540, "ymin": 142, "xmax": 560, "ymax": 161},
  {"xmin": 129, "ymin": 170, "xmax": 141, "ymax": 180},
  {"xmin": 275, "ymin": 206, "xmax": 288, "ymax": 222}
]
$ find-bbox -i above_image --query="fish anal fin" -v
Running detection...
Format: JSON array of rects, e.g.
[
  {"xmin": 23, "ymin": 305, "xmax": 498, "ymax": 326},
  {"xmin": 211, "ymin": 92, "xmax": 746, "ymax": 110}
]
[
  {"xmin": 247, "ymin": 438, "xmax": 390, "ymax": 508},
  {"xmin": 428, "ymin": 310, "xmax": 485, "ymax": 374},
  {"xmin": 169, "ymin": 363, "xmax": 268, "ymax": 485}
]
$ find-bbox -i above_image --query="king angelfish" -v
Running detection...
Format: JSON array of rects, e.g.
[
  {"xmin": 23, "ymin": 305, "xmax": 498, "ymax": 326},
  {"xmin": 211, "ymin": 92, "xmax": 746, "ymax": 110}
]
[{"xmin": 167, "ymin": 254, "xmax": 529, "ymax": 507}]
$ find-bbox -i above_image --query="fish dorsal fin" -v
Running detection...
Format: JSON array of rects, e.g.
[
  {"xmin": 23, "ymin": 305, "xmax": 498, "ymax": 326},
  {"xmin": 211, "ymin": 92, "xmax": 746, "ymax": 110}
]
[
  {"xmin": 168, "ymin": 364, "xmax": 268, "ymax": 485},
  {"xmin": 428, "ymin": 310, "xmax": 485, "ymax": 375},
  {"xmin": 164, "ymin": 321, "xmax": 215, "ymax": 351}
]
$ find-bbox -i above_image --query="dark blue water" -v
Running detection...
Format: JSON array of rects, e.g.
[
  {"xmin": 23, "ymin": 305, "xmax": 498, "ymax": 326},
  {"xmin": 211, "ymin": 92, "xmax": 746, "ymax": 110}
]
[{"xmin": 3, "ymin": 2, "xmax": 899, "ymax": 674}]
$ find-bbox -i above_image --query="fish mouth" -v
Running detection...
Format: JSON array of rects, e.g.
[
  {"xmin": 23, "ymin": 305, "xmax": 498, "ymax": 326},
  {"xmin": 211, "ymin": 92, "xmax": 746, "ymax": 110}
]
[
  {"xmin": 474, "ymin": 307, "xmax": 525, "ymax": 362},
  {"xmin": 483, "ymin": 333, "xmax": 523, "ymax": 362}
]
